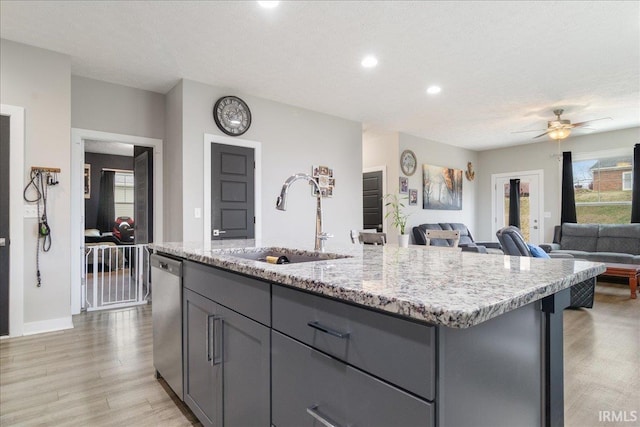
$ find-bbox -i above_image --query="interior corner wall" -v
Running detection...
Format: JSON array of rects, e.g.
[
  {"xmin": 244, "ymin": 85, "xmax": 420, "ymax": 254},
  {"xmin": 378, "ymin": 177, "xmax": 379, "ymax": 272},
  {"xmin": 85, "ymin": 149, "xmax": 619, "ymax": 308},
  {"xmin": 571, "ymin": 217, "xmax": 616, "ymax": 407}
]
[
  {"xmin": 163, "ymin": 81, "xmax": 183, "ymax": 242},
  {"xmin": 399, "ymin": 133, "xmax": 479, "ymax": 242},
  {"xmin": 362, "ymin": 128, "xmax": 400, "ymax": 240},
  {"xmin": 180, "ymin": 79, "xmax": 362, "ymax": 245},
  {"xmin": 71, "ymin": 76, "xmax": 165, "ymax": 140},
  {"xmin": 0, "ymin": 39, "xmax": 72, "ymax": 327},
  {"xmin": 476, "ymin": 127, "xmax": 639, "ymax": 242}
]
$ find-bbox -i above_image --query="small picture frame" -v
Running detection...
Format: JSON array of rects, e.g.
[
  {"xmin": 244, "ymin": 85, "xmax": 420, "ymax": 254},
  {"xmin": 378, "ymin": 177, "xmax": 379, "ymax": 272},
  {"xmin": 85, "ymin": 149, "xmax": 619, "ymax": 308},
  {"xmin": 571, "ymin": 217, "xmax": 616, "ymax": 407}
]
[
  {"xmin": 84, "ymin": 164, "xmax": 91, "ymax": 199},
  {"xmin": 312, "ymin": 165, "xmax": 334, "ymax": 197},
  {"xmin": 409, "ymin": 189, "xmax": 418, "ymax": 206},
  {"xmin": 399, "ymin": 177, "xmax": 409, "ymax": 194}
]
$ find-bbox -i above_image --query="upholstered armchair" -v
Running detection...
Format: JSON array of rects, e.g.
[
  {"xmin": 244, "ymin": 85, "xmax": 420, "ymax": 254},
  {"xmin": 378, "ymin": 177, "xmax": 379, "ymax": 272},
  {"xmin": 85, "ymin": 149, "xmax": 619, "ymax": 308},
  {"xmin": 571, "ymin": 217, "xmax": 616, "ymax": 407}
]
[{"xmin": 496, "ymin": 226, "xmax": 596, "ymax": 309}]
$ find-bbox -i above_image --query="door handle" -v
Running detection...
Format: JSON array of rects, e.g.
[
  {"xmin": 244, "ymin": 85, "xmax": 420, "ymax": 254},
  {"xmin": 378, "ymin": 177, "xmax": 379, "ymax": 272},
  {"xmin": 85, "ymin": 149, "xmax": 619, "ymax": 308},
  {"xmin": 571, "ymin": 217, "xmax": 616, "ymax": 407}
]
[
  {"xmin": 0, "ymin": 238, "xmax": 6, "ymax": 247},
  {"xmin": 212, "ymin": 229, "xmax": 227, "ymax": 237}
]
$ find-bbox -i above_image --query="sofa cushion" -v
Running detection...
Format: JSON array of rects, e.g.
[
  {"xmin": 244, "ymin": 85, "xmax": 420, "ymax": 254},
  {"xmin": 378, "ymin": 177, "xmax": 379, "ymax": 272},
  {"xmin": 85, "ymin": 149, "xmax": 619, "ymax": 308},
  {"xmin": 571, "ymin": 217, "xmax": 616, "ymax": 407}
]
[
  {"xmin": 560, "ymin": 223, "xmax": 599, "ymax": 252},
  {"xmin": 581, "ymin": 251, "xmax": 636, "ymax": 264},
  {"xmin": 551, "ymin": 249, "xmax": 592, "ymax": 259},
  {"xmin": 596, "ymin": 224, "xmax": 640, "ymax": 255}
]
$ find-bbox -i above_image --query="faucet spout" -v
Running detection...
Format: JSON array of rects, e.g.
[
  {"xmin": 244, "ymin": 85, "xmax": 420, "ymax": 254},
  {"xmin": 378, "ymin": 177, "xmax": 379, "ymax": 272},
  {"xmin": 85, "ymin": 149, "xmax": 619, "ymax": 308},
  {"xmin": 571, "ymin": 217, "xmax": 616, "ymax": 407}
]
[{"xmin": 275, "ymin": 173, "xmax": 331, "ymax": 251}]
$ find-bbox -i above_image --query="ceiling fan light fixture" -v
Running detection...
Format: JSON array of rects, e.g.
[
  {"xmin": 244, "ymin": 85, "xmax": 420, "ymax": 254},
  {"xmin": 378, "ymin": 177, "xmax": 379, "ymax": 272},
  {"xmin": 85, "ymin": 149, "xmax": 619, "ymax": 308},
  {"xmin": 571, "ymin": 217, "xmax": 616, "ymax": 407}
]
[{"xmin": 549, "ymin": 127, "xmax": 571, "ymax": 140}]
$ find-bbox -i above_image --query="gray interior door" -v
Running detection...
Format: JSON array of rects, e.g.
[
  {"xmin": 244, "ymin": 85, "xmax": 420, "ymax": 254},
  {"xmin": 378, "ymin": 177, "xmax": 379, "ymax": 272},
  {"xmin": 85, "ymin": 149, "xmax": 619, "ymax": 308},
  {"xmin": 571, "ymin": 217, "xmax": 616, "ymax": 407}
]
[
  {"xmin": 211, "ymin": 143, "xmax": 255, "ymax": 240},
  {"xmin": 363, "ymin": 171, "xmax": 383, "ymax": 232},
  {"xmin": 133, "ymin": 147, "xmax": 153, "ymax": 244},
  {"xmin": 0, "ymin": 115, "xmax": 10, "ymax": 336}
]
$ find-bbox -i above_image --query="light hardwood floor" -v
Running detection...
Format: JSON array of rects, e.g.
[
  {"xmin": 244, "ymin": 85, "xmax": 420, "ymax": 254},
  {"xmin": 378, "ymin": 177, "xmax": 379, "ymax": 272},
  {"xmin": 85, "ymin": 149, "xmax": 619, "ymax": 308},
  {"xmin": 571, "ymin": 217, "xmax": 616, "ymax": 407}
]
[{"xmin": 0, "ymin": 281, "xmax": 637, "ymax": 426}]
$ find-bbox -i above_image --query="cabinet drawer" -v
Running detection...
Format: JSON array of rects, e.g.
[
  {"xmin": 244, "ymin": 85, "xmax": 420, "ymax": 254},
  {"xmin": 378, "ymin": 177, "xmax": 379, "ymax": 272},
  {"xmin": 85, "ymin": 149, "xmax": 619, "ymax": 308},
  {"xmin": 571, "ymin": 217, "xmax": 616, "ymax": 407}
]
[
  {"xmin": 184, "ymin": 261, "xmax": 270, "ymax": 326},
  {"xmin": 272, "ymin": 285, "xmax": 435, "ymax": 400},
  {"xmin": 272, "ymin": 331, "xmax": 433, "ymax": 427}
]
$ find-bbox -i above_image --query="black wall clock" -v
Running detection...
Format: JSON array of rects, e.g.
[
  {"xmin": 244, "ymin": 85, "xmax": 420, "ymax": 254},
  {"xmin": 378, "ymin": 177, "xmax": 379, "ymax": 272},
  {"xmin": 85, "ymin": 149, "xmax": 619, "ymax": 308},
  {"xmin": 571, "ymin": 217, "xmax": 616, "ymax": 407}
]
[{"xmin": 213, "ymin": 96, "xmax": 252, "ymax": 136}]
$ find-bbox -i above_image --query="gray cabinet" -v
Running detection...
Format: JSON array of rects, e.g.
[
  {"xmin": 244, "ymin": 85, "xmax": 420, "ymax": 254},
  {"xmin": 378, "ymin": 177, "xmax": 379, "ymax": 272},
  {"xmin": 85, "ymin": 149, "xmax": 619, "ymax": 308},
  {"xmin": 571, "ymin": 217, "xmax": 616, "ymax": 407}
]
[
  {"xmin": 272, "ymin": 331, "xmax": 434, "ymax": 427},
  {"xmin": 183, "ymin": 263, "xmax": 270, "ymax": 427},
  {"xmin": 273, "ymin": 285, "xmax": 436, "ymax": 400}
]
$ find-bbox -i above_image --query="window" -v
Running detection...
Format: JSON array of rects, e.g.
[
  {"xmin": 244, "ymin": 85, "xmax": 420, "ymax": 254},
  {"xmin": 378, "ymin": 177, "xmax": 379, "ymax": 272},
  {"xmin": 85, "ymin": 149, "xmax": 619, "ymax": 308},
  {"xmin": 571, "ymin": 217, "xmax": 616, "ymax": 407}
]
[
  {"xmin": 114, "ymin": 171, "xmax": 134, "ymax": 219},
  {"xmin": 572, "ymin": 152, "xmax": 632, "ymax": 224},
  {"xmin": 622, "ymin": 171, "xmax": 633, "ymax": 191}
]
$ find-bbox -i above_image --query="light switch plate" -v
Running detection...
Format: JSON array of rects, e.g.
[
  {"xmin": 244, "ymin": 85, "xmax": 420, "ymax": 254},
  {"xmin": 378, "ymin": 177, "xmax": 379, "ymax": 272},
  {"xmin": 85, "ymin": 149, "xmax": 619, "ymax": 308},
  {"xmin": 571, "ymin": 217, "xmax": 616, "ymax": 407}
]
[
  {"xmin": 194, "ymin": 208, "xmax": 201, "ymax": 219},
  {"xmin": 544, "ymin": 211, "xmax": 551, "ymax": 218},
  {"xmin": 24, "ymin": 204, "xmax": 38, "ymax": 218}
]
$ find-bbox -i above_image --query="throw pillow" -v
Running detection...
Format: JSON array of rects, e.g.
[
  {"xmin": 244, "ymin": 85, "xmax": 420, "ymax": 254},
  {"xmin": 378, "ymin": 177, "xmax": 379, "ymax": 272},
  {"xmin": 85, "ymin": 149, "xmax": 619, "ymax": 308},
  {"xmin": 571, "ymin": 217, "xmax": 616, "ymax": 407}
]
[{"xmin": 527, "ymin": 243, "xmax": 550, "ymax": 259}]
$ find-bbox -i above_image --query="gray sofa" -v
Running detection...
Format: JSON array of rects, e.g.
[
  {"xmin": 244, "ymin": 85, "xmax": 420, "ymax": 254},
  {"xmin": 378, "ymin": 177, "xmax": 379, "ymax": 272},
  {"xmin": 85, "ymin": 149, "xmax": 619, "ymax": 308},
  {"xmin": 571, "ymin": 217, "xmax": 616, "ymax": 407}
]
[{"xmin": 541, "ymin": 223, "xmax": 640, "ymax": 264}]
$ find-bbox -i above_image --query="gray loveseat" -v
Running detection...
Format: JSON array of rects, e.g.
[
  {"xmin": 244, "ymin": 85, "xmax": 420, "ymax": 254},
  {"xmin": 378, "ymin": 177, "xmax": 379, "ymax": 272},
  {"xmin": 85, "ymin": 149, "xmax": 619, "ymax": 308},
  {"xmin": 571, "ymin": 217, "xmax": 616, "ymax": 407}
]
[{"xmin": 541, "ymin": 223, "xmax": 640, "ymax": 264}]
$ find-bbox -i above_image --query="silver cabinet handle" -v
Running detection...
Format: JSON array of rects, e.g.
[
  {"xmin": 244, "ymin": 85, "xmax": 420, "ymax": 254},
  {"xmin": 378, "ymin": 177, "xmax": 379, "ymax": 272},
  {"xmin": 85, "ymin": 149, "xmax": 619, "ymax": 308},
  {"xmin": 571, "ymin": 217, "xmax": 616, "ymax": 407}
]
[
  {"xmin": 0, "ymin": 237, "xmax": 6, "ymax": 247},
  {"xmin": 306, "ymin": 405, "xmax": 343, "ymax": 427},
  {"xmin": 212, "ymin": 229, "xmax": 227, "ymax": 237},
  {"xmin": 207, "ymin": 315, "xmax": 223, "ymax": 366},
  {"xmin": 307, "ymin": 321, "xmax": 350, "ymax": 339},
  {"xmin": 212, "ymin": 316, "xmax": 223, "ymax": 366}
]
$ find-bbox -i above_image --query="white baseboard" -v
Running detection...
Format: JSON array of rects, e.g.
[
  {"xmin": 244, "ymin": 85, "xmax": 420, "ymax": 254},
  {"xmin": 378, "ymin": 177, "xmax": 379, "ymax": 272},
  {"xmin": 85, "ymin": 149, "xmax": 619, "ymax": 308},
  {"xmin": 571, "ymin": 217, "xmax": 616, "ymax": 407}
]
[{"xmin": 22, "ymin": 316, "xmax": 74, "ymax": 336}]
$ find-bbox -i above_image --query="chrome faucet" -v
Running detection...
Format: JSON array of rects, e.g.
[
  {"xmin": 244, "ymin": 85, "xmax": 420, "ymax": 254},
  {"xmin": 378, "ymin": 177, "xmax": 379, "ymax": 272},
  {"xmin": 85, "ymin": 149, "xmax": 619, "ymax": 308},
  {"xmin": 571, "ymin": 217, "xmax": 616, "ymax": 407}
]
[{"xmin": 276, "ymin": 173, "xmax": 332, "ymax": 252}]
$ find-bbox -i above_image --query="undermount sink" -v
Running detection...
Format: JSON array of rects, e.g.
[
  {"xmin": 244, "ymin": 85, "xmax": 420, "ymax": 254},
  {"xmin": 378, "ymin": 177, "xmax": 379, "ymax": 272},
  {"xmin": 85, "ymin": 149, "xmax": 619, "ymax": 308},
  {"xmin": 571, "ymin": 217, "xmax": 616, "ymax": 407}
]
[{"xmin": 225, "ymin": 248, "xmax": 352, "ymax": 265}]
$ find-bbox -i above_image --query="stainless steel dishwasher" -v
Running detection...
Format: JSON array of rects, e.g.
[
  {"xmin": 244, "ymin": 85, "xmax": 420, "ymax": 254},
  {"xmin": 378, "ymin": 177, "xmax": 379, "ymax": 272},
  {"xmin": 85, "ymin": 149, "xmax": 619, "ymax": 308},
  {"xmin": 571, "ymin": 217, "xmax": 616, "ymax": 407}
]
[{"xmin": 150, "ymin": 253, "xmax": 183, "ymax": 400}]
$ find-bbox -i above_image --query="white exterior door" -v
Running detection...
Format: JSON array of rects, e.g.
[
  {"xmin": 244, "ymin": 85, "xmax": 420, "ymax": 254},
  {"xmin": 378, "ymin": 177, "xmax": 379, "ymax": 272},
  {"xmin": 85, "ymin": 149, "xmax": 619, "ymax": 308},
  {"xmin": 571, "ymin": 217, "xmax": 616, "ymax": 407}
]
[{"xmin": 492, "ymin": 171, "xmax": 544, "ymax": 244}]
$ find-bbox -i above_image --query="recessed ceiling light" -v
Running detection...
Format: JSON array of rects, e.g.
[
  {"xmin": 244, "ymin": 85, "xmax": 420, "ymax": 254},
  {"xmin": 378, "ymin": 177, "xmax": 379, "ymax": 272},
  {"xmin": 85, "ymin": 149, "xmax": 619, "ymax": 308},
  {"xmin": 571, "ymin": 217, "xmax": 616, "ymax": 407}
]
[
  {"xmin": 361, "ymin": 55, "xmax": 378, "ymax": 68},
  {"xmin": 258, "ymin": 1, "xmax": 280, "ymax": 9},
  {"xmin": 426, "ymin": 85, "xmax": 442, "ymax": 95}
]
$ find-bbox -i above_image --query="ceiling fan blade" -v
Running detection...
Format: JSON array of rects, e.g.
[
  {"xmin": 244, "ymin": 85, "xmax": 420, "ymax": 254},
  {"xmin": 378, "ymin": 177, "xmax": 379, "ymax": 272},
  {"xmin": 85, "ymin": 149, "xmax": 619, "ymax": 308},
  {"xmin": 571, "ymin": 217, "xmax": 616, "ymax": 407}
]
[
  {"xmin": 511, "ymin": 128, "xmax": 547, "ymax": 134},
  {"xmin": 533, "ymin": 130, "xmax": 551, "ymax": 139},
  {"xmin": 572, "ymin": 117, "xmax": 612, "ymax": 127}
]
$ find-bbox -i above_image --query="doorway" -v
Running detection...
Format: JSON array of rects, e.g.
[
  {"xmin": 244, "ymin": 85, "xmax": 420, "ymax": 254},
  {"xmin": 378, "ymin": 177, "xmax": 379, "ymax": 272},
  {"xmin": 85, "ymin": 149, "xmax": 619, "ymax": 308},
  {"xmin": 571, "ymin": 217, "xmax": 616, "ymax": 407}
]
[
  {"xmin": 492, "ymin": 170, "xmax": 544, "ymax": 244},
  {"xmin": 71, "ymin": 129, "xmax": 163, "ymax": 315},
  {"xmin": 362, "ymin": 166, "xmax": 386, "ymax": 233},
  {"xmin": 363, "ymin": 170, "xmax": 384, "ymax": 232},
  {"xmin": 1, "ymin": 105, "xmax": 25, "ymax": 337},
  {"xmin": 1, "ymin": 115, "xmax": 10, "ymax": 336},
  {"xmin": 204, "ymin": 134, "xmax": 262, "ymax": 243},
  {"xmin": 211, "ymin": 143, "xmax": 255, "ymax": 239}
]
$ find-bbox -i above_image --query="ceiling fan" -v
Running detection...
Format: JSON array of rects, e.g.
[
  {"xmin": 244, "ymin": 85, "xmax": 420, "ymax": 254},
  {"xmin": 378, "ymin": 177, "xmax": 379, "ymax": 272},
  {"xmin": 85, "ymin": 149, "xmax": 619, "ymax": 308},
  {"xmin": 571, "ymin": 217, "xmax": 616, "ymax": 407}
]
[{"xmin": 514, "ymin": 109, "xmax": 612, "ymax": 140}]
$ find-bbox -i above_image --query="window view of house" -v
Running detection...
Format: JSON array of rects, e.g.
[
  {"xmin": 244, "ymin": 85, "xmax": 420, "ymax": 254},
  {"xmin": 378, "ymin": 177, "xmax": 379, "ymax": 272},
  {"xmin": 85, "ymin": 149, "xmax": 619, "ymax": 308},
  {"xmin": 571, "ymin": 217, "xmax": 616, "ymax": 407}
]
[{"xmin": 573, "ymin": 155, "xmax": 633, "ymax": 224}]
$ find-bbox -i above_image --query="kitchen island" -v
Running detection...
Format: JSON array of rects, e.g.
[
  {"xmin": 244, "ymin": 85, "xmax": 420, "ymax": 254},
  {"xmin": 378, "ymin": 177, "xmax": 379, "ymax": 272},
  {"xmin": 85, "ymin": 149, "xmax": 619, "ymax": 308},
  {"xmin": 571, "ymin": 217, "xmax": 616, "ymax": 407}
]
[{"xmin": 150, "ymin": 239, "xmax": 605, "ymax": 427}]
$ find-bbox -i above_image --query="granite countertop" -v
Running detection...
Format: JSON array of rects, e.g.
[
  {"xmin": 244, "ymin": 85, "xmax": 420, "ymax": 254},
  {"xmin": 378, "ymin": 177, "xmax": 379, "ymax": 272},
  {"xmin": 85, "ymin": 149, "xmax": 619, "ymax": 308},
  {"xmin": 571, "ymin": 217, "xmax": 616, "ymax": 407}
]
[{"xmin": 150, "ymin": 239, "xmax": 606, "ymax": 328}]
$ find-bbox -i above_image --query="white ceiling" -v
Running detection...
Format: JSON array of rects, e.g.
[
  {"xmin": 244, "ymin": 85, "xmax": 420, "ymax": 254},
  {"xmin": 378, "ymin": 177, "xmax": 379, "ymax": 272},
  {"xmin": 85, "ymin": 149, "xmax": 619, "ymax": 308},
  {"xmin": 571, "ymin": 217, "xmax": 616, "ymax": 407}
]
[{"xmin": 1, "ymin": 1, "xmax": 639, "ymax": 151}]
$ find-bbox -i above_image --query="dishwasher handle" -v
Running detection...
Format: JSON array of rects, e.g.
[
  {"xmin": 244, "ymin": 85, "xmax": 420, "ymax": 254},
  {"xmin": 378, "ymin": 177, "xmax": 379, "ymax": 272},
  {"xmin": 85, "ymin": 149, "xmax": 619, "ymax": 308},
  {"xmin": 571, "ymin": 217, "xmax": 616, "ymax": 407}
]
[{"xmin": 150, "ymin": 254, "xmax": 182, "ymax": 277}]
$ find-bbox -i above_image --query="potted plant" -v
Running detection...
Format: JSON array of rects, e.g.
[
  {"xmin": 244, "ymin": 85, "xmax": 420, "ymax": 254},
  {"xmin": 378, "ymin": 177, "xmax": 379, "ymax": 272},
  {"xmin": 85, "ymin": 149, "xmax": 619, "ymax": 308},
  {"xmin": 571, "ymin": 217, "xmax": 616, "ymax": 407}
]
[{"xmin": 384, "ymin": 193, "xmax": 411, "ymax": 247}]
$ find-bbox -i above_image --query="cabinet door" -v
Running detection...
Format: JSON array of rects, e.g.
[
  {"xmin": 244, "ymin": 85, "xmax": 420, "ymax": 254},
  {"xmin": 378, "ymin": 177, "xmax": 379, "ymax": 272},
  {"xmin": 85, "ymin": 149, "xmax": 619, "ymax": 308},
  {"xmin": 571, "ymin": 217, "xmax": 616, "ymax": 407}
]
[
  {"xmin": 217, "ymin": 304, "xmax": 270, "ymax": 427},
  {"xmin": 272, "ymin": 331, "xmax": 433, "ymax": 427},
  {"xmin": 183, "ymin": 289, "xmax": 222, "ymax": 427}
]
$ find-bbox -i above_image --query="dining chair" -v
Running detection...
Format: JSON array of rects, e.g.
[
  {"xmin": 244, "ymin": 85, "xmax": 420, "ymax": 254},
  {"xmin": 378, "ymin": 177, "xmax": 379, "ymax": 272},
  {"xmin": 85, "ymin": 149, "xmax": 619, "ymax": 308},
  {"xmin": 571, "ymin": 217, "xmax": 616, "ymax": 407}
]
[{"xmin": 425, "ymin": 229, "xmax": 460, "ymax": 248}]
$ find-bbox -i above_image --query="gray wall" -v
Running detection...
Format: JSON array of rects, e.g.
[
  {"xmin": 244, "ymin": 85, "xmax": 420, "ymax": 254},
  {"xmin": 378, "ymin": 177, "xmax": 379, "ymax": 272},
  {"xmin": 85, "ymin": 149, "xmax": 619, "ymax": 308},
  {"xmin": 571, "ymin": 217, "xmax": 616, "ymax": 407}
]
[
  {"xmin": 363, "ymin": 129, "xmax": 479, "ymax": 242},
  {"xmin": 167, "ymin": 79, "xmax": 363, "ymax": 245},
  {"xmin": 0, "ymin": 39, "xmax": 71, "ymax": 325},
  {"xmin": 71, "ymin": 76, "xmax": 165, "ymax": 139},
  {"xmin": 476, "ymin": 127, "xmax": 639, "ymax": 242},
  {"xmin": 400, "ymin": 133, "xmax": 479, "ymax": 241},
  {"xmin": 163, "ymin": 81, "xmax": 183, "ymax": 242}
]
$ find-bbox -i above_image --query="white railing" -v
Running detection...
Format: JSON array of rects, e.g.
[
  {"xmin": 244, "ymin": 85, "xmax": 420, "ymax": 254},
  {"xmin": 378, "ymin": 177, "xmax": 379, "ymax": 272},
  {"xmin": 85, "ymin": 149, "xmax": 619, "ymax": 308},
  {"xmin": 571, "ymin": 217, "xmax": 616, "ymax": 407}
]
[{"xmin": 82, "ymin": 244, "xmax": 150, "ymax": 311}]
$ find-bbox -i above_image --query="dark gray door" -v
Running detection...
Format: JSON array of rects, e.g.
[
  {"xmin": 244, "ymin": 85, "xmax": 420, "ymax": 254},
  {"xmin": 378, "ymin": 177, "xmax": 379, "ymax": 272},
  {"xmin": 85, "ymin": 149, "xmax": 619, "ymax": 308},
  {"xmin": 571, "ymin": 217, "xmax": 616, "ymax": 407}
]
[
  {"xmin": 211, "ymin": 144, "xmax": 255, "ymax": 240},
  {"xmin": 363, "ymin": 171, "xmax": 383, "ymax": 232},
  {"xmin": 133, "ymin": 146, "xmax": 153, "ymax": 244},
  {"xmin": 0, "ymin": 115, "xmax": 9, "ymax": 336}
]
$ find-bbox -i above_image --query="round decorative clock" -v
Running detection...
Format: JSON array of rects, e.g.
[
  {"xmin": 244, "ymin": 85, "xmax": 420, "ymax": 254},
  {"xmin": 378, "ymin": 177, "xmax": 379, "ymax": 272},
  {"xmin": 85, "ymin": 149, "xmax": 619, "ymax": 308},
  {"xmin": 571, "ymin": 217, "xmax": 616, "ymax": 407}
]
[
  {"xmin": 213, "ymin": 96, "xmax": 252, "ymax": 136},
  {"xmin": 400, "ymin": 149, "xmax": 417, "ymax": 176}
]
